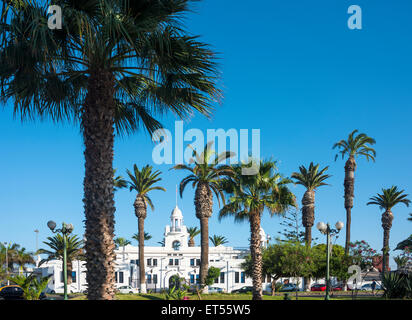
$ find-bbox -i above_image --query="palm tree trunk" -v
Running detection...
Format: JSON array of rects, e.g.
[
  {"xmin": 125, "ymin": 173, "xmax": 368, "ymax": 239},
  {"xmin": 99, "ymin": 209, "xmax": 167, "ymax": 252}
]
[
  {"xmin": 344, "ymin": 156, "xmax": 356, "ymax": 254},
  {"xmin": 195, "ymin": 182, "xmax": 213, "ymax": 292},
  {"xmin": 138, "ymin": 216, "xmax": 146, "ymax": 293},
  {"xmin": 188, "ymin": 238, "xmax": 195, "ymax": 247},
  {"xmin": 302, "ymin": 190, "xmax": 315, "ymax": 291},
  {"xmin": 381, "ymin": 210, "xmax": 394, "ymax": 273},
  {"xmin": 83, "ymin": 69, "xmax": 116, "ymax": 300},
  {"xmin": 199, "ymin": 216, "xmax": 209, "ymax": 291},
  {"xmin": 249, "ymin": 212, "xmax": 263, "ymax": 300}
]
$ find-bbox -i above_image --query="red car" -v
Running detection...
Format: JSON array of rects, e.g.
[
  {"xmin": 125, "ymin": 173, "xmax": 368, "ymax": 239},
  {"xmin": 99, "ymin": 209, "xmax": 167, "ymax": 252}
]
[{"xmin": 311, "ymin": 284, "xmax": 327, "ymax": 291}]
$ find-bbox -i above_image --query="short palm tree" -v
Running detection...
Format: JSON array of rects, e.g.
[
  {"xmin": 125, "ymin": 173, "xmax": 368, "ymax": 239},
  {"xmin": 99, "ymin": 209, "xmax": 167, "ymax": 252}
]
[
  {"xmin": 126, "ymin": 164, "xmax": 165, "ymax": 293},
  {"xmin": 114, "ymin": 237, "xmax": 131, "ymax": 249},
  {"xmin": 113, "ymin": 169, "xmax": 127, "ymax": 192},
  {"xmin": 291, "ymin": 162, "xmax": 331, "ymax": 247},
  {"xmin": 187, "ymin": 227, "xmax": 201, "ymax": 247},
  {"xmin": 14, "ymin": 248, "xmax": 35, "ymax": 274},
  {"xmin": 173, "ymin": 142, "xmax": 234, "ymax": 290},
  {"xmin": 333, "ymin": 130, "xmax": 376, "ymax": 254},
  {"xmin": 37, "ymin": 234, "xmax": 84, "ymax": 284},
  {"xmin": 209, "ymin": 235, "xmax": 228, "ymax": 247},
  {"xmin": 1, "ymin": 0, "xmax": 221, "ymax": 300},
  {"xmin": 367, "ymin": 186, "xmax": 410, "ymax": 273},
  {"xmin": 219, "ymin": 160, "xmax": 296, "ymax": 300},
  {"xmin": 132, "ymin": 232, "xmax": 152, "ymax": 243}
]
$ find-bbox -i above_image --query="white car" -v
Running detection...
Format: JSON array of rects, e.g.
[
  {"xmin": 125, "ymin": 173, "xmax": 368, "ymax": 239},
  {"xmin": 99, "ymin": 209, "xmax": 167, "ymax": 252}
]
[
  {"xmin": 117, "ymin": 285, "xmax": 139, "ymax": 294},
  {"xmin": 208, "ymin": 286, "xmax": 224, "ymax": 293}
]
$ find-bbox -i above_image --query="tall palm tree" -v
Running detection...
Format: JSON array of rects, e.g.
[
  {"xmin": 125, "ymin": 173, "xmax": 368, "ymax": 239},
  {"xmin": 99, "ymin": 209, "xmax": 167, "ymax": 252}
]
[
  {"xmin": 209, "ymin": 235, "xmax": 228, "ymax": 247},
  {"xmin": 1, "ymin": 0, "xmax": 221, "ymax": 300},
  {"xmin": 367, "ymin": 186, "xmax": 410, "ymax": 273},
  {"xmin": 126, "ymin": 164, "xmax": 165, "ymax": 293},
  {"xmin": 113, "ymin": 169, "xmax": 127, "ymax": 192},
  {"xmin": 0, "ymin": 242, "xmax": 20, "ymax": 272},
  {"xmin": 333, "ymin": 130, "xmax": 376, "ymax": 254},
  {"xmin": 173, "ymin": 142, "xmax": 234, "ymax": 290},
  {"xmin": 291, "ymin": 162, "xmax": 331, "ymax": 247},
  {"xmin": 219, "ymin": 160, "xmax": 296, "ymax": 300},
  {"xmin": 187, "ymin": 227, "xmax": 201, "ymax": 247},
  {"xmin": 37, "ymin": 234, "xmax": 84, "ymax": 284}
]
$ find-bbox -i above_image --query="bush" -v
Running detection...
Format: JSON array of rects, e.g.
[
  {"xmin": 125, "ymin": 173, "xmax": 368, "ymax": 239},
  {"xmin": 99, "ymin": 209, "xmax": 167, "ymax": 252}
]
[{"xmin": 381, "ymin": 272, "xmax": 412, "ymax": 299}]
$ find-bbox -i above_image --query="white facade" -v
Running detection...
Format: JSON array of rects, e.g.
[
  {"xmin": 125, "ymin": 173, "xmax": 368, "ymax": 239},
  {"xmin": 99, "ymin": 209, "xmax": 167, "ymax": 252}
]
[{"xmin": 35, "ymin": 205, "xmax": 281, "ymax": 293}]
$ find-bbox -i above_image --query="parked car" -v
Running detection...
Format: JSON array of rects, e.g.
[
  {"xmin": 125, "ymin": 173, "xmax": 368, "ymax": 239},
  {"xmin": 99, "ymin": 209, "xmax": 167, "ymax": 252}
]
[
  {"xmin": 361, "ymin": 283, "xmax": 382, "ymax": 291},
  {"xmin": 332, "ymin": 284, "xmax": 344, "ymax": 291},
  {"xmin": 311, "ymin": 284, "xmax": 327, "ymax": 291},
  {"xmin": 208, "ymin": 286, "xmax": 224, "ymax": 293},
  {"xmin": 0, "ymin": 285, "xmax": 47, "ymax": 300},
  {"xmin": 116, "ymin": 285, "xmax": 139, "ymax": 294},
  {"xmin": 231, "ymin": 286, "xmax": 253, "ymax": 294},
  {"xmin": 278, "ymin": 283, "xmax": 298, "ymax": 292}
]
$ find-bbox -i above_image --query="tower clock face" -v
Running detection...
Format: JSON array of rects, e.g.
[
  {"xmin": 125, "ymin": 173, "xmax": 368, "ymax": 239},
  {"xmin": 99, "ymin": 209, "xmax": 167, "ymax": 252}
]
[{"xmin": 172, "ymin": 241, "xmax": 181, "ymax": 251}]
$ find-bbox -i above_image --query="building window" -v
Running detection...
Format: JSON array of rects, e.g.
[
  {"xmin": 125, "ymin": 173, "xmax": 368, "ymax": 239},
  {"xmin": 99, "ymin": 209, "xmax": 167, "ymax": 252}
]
[
  {"xmin": 241, "ymin": 272, "xmax": 245, "ymax": 283},
  {"xmin": 174, "ymin": 259, "xmax": 179, "ymax": 266},
  {"xmin": 190, "ymin": 274, "xmax": 195, "ymax": 284},
  {"xmin": 147, "ymin": 259, "xmax": 152, "ymax": 266},
  {"xmin": 169, "ymin": 259, "xmax": 173, "ymax": 266},
  {"xmin": 196, "ymin": 259, "xmax": 200, "ymax": 266},
  {"xmin": 147, "ymin": 274, "xmax": 152, "ymax": 284},
  {"xmin": 220, "ymin": 272, "xmax": 225, "ymax": 283},
  {"xmin": 196, "ymin": 275, "xmax": 200, "ymax": 284},
  {"xmin": 153, "ymin": 274, "xmax": 158, "ymax": 284},
  {"xmin": 190, "ymin": 259, "xmax": 195, "ymax": 266},
  {"xmin": 115, "ymin": 272, "xmax": 124, "ymax": 283},
  {"xmin": 172, "ymin": 241, "xmax": 181, "ymax": 251},
  {"xmin": 214, "ymin": 276, "xmax": 218, "ymax": 284},
  {"xmin": 153, "ymin": 259, "xmax": 158, "ymax": 266},
  {"xmin": 72, "ymin": 271, "xmax": 77, "ymax": 283},
  {"xmin": 136, "ymin": 259, "xmax": 139, "ymax": 266},
  {"xmin": 235, "ymin": 272, "xmax": 240, "ymax": 283}
]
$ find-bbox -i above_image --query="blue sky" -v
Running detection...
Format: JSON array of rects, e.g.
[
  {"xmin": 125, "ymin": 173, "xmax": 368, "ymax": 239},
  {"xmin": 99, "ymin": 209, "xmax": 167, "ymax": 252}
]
[{"xmin": 1, "ymin": 0, "xmax": 412, "ymax": 269}]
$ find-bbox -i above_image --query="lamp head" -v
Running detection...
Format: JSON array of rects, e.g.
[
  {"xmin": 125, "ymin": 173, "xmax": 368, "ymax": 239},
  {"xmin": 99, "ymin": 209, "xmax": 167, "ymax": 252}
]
[
  {"xmin": 335, "ymin": 221, "xmax": 344, "ymax": 231},
  {"xmin": 47, "ymin": 220, "xmax": 56, "ymax": 231},
  {"xmin": 66, "ymin": 224, "xmax": 74, "ymax": 233},
  {"xmin": 316, "ymin": 222, "xmax": 327, "ymax": 233}
]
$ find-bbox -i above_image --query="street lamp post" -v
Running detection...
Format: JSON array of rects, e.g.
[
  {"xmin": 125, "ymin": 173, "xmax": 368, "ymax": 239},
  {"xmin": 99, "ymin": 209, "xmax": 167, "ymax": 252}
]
[
  {"xmin": 4, "ymin": 242, "xmax": 9, "ymax": 286},
  {"xmin": 47, "ymin": 220, "xmax": 74, "ymax": 301},
  {"xmin": 316, "ymin": 221, "xmax": 344, "ymax": 301}
]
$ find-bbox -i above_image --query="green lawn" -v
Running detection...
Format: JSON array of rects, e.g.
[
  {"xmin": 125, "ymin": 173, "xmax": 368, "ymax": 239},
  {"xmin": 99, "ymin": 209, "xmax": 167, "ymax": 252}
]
[{"xmin": 69, "ymin": 292, "xmax": 384, "ymax": 301}]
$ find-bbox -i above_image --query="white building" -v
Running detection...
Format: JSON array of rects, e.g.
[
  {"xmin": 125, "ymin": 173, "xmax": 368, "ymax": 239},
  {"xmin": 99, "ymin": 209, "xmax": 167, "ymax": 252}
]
[{"xmin": 34, "ymin": 205, "xmax": 278, "ymax": 294}]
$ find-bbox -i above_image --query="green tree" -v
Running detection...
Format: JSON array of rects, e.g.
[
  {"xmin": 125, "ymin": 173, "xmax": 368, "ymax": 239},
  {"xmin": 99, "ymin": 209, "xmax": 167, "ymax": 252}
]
[
  {"xmin": 291, "ymin": 162, "xmax": 331, "ymax": 247},
  {"xmin": 0, "ymin": 0, "xmax": 221, "ymax": 300},
  {"xmin": 219, "ymin": 160, "xmax": 296, "ymax": 300},
  {"xmin": 173, "ymin": 142, "xmax": 234, "ymax": 291},
  {"xmin": 348, "ymin": 240, "xmax": 378, "ymax": 271},
  {"xmin": 37, "ymin": 234, "xmax": 84, "ymax": 285},
  {"xmin": 187, "ymin": 227, "xmax": 201, "ymax": 247},
  {"xmin": 367, "ymin": 186, "xmax": 411, "ymax": 273},
  {"xmin": 277, "ymin": 210, "xmax": 306, "ymax": 244},
  {"xmin": 333, "ymin": 130, "xmax": 376, "ymax": 254},
  {"xmin": 209, "ymin": 235, "xmax": 228, "ymax": 247},
  {"xmin": 279, "ymin": 241, "xmax": 314, "ymax": 300},
  {"xmin": 127, "ymin": 164, "xmax": 165, "ymax": 293},
  {"xmin": 312, "ymin": 243, "xmax": 351, "ymax": 282}
]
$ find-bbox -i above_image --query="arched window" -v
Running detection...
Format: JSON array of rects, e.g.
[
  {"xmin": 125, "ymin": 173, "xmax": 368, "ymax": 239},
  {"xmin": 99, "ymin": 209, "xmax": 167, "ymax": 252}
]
[{"xmin": 172, "ymin": 240, "xmax": 181, "ymax": 251}]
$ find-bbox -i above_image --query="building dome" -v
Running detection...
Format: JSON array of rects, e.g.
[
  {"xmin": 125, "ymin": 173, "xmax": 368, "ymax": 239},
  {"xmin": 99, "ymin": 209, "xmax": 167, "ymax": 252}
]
[{"xmin": 171, "ymin": 205, "xmax": 183, "ymax": 219}]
